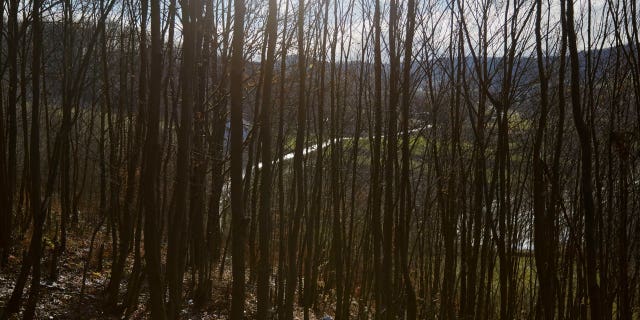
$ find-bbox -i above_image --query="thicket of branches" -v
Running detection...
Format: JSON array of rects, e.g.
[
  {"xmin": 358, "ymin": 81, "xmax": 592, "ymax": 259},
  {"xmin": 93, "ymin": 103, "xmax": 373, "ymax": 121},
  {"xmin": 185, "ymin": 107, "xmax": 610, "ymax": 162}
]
[{"xmin": 0, "ymin": 0, "xmax": 639, "ymax": 318}]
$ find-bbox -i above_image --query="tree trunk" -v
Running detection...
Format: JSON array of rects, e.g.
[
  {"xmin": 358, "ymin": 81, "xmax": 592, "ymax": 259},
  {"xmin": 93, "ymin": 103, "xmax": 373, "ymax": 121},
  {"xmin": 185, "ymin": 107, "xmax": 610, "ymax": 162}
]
[
  {"xmin": 564, "ymin": 0, "xmax": 601, "ymax": 318},
  {"xmin": 257, "ymin": 0, "xmax": 278, "ymax": 316},
  {"xmin": 230, "ymin": 0, "xmax": 247, "ymax": 316},
  {"xmin": 142, "ymin": 0, "xmax": 166, "ymax": 317}
]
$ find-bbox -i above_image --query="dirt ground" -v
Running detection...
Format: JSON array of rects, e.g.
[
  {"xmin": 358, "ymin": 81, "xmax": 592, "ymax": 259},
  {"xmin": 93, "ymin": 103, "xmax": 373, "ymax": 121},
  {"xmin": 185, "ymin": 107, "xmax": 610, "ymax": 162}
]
[{"xmin": 0, "ymin": 234, "xmax": 335, "ymax": 320}]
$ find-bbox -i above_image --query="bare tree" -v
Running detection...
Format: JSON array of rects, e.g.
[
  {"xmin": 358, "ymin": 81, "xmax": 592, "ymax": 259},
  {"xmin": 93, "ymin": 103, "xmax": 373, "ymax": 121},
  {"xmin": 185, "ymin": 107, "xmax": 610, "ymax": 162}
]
[
  {"xmin": 142, "ymin": 0, "xmax": 165, "ymax": 318},
  {"xmin": 257, "ymin": 0, "xmax": 278, "ymax": 315},
  {"xmin": 230, "ymin": 0, "xmax": 247, "ymax": 317}
]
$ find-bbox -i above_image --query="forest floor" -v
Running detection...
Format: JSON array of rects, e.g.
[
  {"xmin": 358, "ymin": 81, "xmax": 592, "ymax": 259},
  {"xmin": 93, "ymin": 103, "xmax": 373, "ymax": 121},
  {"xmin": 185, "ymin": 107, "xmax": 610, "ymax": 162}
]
[{"xmin": 0, "ymin": 233, "xmax": 334, "ymax": 319}]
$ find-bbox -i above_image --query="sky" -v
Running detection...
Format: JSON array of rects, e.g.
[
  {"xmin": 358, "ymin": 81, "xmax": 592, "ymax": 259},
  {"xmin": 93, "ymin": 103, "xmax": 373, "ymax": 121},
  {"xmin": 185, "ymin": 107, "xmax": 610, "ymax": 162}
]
[{"xmin": 26, "ymin": 0, "xmax": 623, "ymax": 62}]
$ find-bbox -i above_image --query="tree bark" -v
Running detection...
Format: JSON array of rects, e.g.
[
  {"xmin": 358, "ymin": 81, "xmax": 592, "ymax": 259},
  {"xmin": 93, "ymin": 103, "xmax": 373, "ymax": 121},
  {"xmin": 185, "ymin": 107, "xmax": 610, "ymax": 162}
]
[
  {"xmin": 142, "ymin": 0, "xmax": 166, "ymax": 317},
  {"xmin": 256, "ymin": 0, "xmax": 278, "ymax": 316},
  {"xmin": 230, "ymin": 0, "xmax": 247, "ymax": 316}
]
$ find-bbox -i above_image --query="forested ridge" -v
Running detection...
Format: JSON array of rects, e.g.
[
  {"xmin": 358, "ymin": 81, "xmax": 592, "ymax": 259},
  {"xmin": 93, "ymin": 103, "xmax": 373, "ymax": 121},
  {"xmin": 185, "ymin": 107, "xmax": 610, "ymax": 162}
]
[{"xmin": 0, "ymin": 0, "xmax": 639, "ymax": 319}]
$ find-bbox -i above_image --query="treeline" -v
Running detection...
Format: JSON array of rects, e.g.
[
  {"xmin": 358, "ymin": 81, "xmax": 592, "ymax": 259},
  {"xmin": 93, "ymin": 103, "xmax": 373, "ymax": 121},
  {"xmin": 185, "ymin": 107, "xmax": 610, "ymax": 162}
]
[{"xmin": 0, "ymin": 0, "xmax": 639, "ymax": 319}]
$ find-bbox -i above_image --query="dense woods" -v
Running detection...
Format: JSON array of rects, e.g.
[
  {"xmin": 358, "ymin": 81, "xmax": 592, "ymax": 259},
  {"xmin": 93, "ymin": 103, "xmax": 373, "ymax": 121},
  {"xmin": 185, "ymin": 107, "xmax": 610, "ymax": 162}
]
[{"xmin": 0, "ymin": 0, "xmax": 639, "ymax": 318}]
